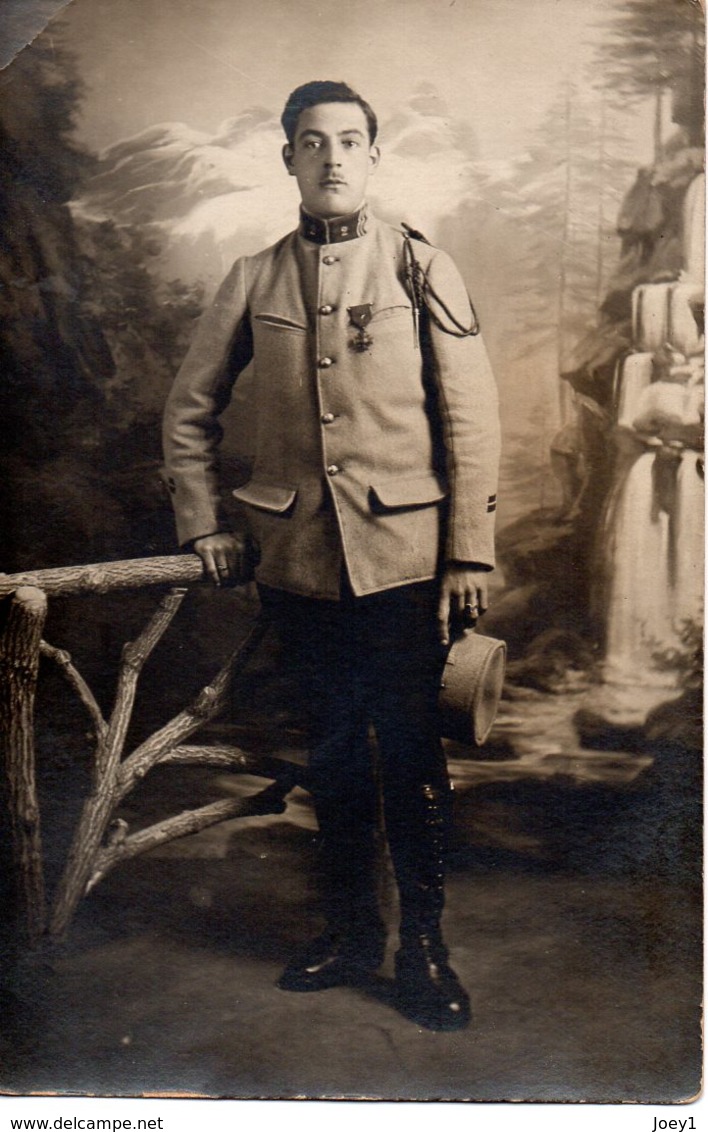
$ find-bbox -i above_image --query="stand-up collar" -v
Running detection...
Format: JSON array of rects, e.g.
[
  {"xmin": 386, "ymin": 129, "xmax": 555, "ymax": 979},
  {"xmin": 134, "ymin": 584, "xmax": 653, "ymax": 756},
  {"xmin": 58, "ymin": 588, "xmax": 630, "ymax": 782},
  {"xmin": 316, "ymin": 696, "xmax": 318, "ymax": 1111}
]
[{"xmin": 299, "ymin": 204, "xmax": 369, "ymax": 244}]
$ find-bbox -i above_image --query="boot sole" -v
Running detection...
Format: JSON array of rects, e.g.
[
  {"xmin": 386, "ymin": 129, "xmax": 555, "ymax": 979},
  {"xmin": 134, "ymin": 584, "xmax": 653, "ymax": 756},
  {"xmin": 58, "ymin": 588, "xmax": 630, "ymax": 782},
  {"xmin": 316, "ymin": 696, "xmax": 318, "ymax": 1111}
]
[{"xmin": 395, "ymin": 991, "xmax": 472, "ymax": 1031}]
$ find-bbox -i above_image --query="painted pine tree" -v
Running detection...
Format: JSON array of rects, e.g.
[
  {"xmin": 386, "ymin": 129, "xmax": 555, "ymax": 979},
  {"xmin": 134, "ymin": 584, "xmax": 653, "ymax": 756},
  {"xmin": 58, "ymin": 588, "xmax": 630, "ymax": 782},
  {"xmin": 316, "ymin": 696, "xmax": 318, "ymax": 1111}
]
[
  {"xmin": 461, "ymin": 84, "xmax": 637, "ymax": 520},
  {"xmin": 591, "ymin": 0, "xmax": 704, "ymax": 157}
]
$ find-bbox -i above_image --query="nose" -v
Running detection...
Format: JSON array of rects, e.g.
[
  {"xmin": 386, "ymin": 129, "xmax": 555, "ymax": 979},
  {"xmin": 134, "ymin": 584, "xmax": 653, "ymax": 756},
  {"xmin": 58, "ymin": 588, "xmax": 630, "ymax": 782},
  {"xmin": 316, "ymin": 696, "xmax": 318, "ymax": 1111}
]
[{"xmin": 322, "ymin": 141, "xmax": 341, "ymax": 167}]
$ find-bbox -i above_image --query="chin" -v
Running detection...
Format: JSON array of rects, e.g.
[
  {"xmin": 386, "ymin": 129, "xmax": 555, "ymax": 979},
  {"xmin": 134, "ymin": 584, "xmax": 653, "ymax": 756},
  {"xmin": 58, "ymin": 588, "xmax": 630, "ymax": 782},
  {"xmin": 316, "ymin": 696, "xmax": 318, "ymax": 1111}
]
[{"xmin": 309, "ymin": 193, "xmax": 354, "ymax": 218}]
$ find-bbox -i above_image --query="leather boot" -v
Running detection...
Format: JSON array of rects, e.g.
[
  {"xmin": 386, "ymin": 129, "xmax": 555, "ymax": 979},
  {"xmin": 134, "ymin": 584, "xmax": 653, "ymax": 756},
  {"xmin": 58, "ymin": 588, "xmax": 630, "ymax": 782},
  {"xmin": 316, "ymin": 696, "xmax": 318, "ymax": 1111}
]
[
  {"xmin": 387, "ymin": 782, "xmax": 471, "ymax": 1031},
  {"xmin": 277, "ymin": 823, "xmax": 387, "ymax": 992},
  {"xmin": 277, "ymin": 915, "xmax": 387, "ymax": 992}
]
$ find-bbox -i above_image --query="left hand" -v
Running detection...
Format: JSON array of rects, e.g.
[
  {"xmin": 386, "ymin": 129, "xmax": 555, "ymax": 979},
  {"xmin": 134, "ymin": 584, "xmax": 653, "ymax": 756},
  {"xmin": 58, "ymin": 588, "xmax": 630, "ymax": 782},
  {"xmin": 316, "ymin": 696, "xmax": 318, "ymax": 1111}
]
[
  {"xmin": 437, "ymin": 565, "xmax": 490, "ymax": 647},
  {"xmin": 193, "ymin": 531, "xmax": 249, "ymax": 587}
]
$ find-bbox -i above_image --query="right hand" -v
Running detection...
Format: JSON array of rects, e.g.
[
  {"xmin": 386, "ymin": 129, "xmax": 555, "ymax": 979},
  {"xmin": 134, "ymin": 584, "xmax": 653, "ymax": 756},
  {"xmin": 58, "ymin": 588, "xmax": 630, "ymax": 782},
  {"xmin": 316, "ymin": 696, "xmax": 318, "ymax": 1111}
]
[{"xmin": 193, "ymin": 532, "xmax": 249, "ymax": 586}]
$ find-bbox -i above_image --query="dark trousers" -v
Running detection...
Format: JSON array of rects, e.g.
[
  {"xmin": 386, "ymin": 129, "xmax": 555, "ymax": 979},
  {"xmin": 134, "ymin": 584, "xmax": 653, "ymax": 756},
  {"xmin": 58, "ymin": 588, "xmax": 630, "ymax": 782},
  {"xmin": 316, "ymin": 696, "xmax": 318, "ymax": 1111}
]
[{"xmin": 259, "ymin": 578, "xmax": 451, "ymax": 936}]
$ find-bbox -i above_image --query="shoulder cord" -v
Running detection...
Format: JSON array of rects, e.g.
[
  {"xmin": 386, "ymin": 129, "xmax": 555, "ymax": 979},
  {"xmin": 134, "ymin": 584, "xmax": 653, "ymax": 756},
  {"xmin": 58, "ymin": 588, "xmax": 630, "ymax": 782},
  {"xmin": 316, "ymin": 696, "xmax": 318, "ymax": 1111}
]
[{"xmin": 402, "ymin": 229, "xmax": 480, "ymax": 340}]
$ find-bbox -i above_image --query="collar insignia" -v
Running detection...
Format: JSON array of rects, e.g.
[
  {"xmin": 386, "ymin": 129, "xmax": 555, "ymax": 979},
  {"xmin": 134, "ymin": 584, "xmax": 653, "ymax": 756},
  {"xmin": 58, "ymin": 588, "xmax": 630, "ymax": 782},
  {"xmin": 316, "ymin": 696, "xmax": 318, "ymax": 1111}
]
[{"xmin": 299, "ymin": 205, "xmax": 368, "ymax": 244}]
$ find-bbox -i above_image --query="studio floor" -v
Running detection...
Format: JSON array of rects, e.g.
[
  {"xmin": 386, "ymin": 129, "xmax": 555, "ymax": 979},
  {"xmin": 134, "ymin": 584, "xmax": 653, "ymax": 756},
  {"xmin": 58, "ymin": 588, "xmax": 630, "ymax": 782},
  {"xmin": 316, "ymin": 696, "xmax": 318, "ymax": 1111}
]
[{"xmin": 1, "ymin": 678, "xmax": 702, "ymax": 1104}]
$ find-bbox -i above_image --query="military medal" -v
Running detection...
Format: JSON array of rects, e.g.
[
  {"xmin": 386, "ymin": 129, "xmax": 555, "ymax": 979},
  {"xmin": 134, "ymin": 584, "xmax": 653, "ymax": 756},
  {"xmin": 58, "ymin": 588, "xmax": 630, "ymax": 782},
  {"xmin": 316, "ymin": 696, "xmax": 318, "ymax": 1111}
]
[{"xmin": 347, "ymin": 304, "xmax": 374, "ymax": 352}]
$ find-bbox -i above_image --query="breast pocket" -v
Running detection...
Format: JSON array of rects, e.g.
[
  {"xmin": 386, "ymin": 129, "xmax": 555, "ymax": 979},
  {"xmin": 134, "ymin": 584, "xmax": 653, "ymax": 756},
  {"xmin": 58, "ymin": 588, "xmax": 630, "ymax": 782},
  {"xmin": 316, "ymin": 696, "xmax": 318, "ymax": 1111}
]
[
  {"xmin": 369, "ymin": 304, "xmax": 411, "ymax": 324},
  {"xmin": 253, "ymin": 313, "xmax": 308, "ymax": 334}
]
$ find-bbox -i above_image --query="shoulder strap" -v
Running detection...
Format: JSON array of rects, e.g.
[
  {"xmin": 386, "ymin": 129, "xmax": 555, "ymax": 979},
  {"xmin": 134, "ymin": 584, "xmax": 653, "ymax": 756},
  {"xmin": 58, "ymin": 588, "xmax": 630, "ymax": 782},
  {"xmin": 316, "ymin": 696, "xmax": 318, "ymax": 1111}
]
[{"xmin": 401, "ymin": 221, "xmax": 433, "ymax": 245}]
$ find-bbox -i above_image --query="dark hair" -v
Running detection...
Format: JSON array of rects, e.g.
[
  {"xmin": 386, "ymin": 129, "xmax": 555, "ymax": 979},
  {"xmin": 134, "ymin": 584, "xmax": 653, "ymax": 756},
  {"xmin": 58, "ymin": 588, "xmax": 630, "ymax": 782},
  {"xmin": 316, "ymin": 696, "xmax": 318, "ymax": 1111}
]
[{"xmin": 281, "ymin": 80, "xmax": 378, "ymax": 145}]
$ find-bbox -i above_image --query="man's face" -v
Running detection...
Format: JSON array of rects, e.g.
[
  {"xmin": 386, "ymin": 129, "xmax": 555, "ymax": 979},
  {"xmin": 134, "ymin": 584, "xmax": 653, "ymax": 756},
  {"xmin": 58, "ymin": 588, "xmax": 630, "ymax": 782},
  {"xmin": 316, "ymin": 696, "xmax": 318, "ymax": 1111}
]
[{"xmin": 283, "ymin": 101, "xmax": 380, "ymax": 219}]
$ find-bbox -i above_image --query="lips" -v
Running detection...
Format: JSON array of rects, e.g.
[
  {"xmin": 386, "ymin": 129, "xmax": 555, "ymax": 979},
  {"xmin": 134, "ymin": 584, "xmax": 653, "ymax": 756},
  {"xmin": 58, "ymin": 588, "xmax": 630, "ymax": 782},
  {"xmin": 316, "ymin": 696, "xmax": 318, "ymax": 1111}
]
[{"xmin": 321, "ymin": 179, "xmax": 346, "ymax": 187}]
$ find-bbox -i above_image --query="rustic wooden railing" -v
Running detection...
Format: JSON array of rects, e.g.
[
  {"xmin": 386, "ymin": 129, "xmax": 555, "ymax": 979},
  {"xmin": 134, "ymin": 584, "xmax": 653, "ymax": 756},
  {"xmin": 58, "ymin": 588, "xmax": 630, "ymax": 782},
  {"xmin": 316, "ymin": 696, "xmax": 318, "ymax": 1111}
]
[{"xmin": 0, "ymin": 556, "xmax": 305, "ymax": 951}]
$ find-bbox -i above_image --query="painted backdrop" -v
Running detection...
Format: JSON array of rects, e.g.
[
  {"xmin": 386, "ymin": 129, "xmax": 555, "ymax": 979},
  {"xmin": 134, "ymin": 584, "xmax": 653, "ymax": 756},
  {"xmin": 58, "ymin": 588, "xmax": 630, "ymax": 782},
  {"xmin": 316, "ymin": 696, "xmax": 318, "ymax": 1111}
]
[{"xmin": 0, "ymin": 0, "xmax": 703, "ymax": 1102}]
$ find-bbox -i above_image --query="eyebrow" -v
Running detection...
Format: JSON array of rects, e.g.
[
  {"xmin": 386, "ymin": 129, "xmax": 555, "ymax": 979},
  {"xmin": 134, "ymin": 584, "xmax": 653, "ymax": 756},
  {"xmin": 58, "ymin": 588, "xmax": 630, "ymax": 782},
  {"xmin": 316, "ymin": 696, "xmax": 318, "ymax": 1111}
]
[{"xmin": 297, "ymin": 128, "xmax": 366, "ymax": 140}]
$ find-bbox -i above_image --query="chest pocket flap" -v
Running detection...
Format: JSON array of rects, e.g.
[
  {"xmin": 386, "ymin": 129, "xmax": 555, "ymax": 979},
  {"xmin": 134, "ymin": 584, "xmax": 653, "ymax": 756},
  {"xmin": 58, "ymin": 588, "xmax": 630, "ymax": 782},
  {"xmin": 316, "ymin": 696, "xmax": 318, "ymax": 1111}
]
[
  {"xmin": 369, "ymin": 304, "xmax": 411, "ymax": 323},
  {"xmin": 253, "ymin": 313, "xmax": 308, "ymax": 333},
  {"xmin": 369, "ymin": 471, "xmax": 447, "ymax": 511}
]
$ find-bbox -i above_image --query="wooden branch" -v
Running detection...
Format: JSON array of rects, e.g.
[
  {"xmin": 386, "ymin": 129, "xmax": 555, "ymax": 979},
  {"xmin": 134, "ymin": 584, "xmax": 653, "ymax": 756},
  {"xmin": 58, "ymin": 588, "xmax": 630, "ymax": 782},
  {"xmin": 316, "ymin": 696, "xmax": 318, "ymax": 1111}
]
[
  {"xmin": 39, "ymin": 641, "xmax": 107, "ymax": 742},
  {"xmin": 96, "ymin": 586, "xmax": 188, "ymax": 778},
  {"xmin": 48, "ymin": 614, "xmax": 269, "ymax": 940},
  {"xmin": 86, "ymin": 783, "xmax": 291, "ymax": 892},
  {"xmin": 0, "ymin": 555, "xmax": 209, "ymax": 597},
  {"xmin": 161, "ymin": 744, "xmax": 307, "ymax": 790},
  {"xmin": 49, "ymin": 587, "xmax": 190, "ymax": 938},
  {"xmin": 0, "ymin": 588, "xmax": 48, "ymax": 946},
  {"xmin": 116, "ymin": 618, "xmax": 270, "ymax": 798},
  {"xmin": 159, "ymin": 744, "xmax": 252, "ymax": 771}
]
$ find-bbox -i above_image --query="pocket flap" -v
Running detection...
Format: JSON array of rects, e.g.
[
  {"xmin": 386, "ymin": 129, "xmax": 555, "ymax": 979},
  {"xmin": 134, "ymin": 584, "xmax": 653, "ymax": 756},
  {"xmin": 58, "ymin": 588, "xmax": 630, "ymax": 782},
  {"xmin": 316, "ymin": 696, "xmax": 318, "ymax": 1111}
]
[
  {"xmin": 232, "ymin": 481, "xmax": 297, "ymax": 513},
  {"xmin": 369, "ymin": 304, "xmax": 411, "ymax": 323},
  {"xmin": 254, "ymin": 313, "xmax": 308, "ymax": 332},
  {"xmin": 370, "ymin": 472, "xmax": 448, "ymax": 510}
]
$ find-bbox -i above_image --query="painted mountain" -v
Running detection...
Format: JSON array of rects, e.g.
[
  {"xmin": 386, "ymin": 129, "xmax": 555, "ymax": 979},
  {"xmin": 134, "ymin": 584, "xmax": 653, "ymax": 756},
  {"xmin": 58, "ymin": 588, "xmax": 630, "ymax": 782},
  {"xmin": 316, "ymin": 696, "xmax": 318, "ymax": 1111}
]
[{"xmin": 70, "ymin": 84, "xmax": 481, "ymax": 298}]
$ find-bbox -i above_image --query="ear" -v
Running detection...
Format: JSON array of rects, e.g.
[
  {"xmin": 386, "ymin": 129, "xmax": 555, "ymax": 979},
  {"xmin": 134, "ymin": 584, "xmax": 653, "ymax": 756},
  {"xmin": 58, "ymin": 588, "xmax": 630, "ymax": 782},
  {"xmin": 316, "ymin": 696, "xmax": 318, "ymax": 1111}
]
[
  {"xmin": 282, "ymin": 143, "xmax": 296, "ymax": 175},
  {"xmin": 369, "ymin": 145, "xmax": 381, "ymax": 174}
]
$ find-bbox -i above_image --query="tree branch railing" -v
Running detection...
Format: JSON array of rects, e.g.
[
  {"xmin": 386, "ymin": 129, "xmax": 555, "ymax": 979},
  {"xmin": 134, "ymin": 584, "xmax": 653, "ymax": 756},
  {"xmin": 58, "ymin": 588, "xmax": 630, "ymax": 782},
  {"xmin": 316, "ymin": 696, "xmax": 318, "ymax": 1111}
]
[
  {"xmin": 0, "ymin": 555, "xmax": 306, "ymax": 949},
  {"xmin": 0, "ymin": 555, "xmax": 206, "ymax": 598}
]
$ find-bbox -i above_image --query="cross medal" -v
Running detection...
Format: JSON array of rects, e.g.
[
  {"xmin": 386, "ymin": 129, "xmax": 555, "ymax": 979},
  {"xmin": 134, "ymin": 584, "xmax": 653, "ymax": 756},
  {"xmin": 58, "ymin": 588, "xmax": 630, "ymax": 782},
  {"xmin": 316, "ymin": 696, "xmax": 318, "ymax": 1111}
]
[{"xmin": 348, "ymin": 304, "xmax": 374, "ymax": 352}]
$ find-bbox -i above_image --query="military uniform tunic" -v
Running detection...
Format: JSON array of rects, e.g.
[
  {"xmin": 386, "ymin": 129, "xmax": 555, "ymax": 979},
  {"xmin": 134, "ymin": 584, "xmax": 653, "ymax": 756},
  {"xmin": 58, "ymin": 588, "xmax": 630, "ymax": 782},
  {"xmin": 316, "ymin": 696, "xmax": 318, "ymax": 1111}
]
[{"xmin": 163, "ymin": 207, "xmax": 501, "ymax": 600}]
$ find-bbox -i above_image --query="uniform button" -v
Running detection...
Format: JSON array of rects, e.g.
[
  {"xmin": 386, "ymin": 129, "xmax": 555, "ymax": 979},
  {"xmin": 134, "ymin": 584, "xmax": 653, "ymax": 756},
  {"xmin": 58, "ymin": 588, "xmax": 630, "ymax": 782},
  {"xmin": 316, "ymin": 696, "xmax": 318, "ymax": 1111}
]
[
  {"xmin": 321, "ymin": 412, "xmax": 335, "ymax": 424},
  {"xmin": 322, "ymin": 255, "xmax": 338, "ymax": 265},
  {"xmin": 319, "ymin": 304, "xmax": 335, "ymax": 315},
  {"xmin": 326, "ymin": 464, "xmax": 340, "ymax": 476},
  {"xmin": 318, "ymin": 356, "xmax": 334, "ymax": 368}
]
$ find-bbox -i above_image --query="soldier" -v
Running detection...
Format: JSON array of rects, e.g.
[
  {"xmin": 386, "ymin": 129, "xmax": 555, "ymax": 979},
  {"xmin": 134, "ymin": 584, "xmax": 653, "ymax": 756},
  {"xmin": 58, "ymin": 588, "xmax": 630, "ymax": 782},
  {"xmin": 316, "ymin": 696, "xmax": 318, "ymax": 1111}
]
[{"xmin": 163, "ymin": 80, "xmax": 501, "ymax": 1031}]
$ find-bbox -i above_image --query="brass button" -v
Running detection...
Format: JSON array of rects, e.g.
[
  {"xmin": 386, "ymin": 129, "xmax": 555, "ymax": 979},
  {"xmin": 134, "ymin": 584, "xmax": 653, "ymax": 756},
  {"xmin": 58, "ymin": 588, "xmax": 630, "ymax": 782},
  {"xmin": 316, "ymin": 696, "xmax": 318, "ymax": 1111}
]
[
  {"xmin": 318, "ymin": 356, "xmax": 334, "ymax": 368},
  {"xmin": 326, "ymin": 464, "xmax": 340, "ymax": 476},
  {"xmin": 321, "ymin": 412, "xmax": 335, "ymax": 424},
  {"xmin": 319, "ymin": 304, "xmax": 334, "ymax": 315},
  {"xmin": 322, "ymin": 255, "xmax": 338, "ymax": 265}
]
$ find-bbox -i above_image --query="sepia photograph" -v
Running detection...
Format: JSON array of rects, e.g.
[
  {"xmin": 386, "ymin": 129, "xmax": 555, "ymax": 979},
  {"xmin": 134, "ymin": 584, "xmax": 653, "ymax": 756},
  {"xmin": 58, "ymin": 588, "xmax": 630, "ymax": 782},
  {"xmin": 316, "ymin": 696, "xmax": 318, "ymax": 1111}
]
[{"xmin": 0, "ymin": 0, "xmax": 703, "ymax": 1106}]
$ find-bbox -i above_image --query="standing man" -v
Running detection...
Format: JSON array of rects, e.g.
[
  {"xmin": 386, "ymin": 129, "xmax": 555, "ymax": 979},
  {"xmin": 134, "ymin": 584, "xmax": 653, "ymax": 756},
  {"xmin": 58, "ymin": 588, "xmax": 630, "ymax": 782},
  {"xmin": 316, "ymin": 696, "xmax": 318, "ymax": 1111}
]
[{"xmin": 163, "ymin": 80, "xmax": 500, "ymax": 1032}]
